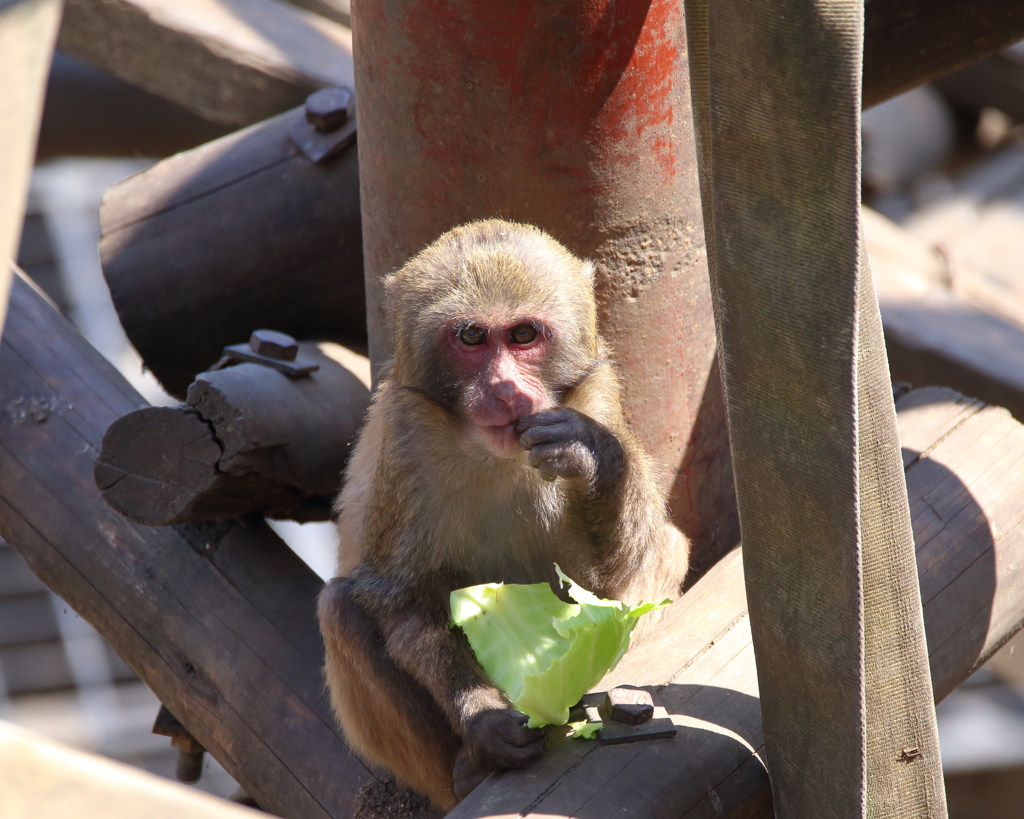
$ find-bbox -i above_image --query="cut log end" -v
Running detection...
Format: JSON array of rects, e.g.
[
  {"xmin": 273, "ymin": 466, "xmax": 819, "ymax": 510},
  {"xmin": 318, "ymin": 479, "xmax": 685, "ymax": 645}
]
[{"xmin": 95, "ymin": 406, "xmax": 222, "ymax": 526}]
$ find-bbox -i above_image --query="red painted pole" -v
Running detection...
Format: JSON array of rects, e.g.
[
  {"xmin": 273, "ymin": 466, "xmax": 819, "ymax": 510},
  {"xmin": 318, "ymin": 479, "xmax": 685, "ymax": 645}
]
[{"xmin": 354, "ymin": 0, "xmax": 737, "ymax": 571}]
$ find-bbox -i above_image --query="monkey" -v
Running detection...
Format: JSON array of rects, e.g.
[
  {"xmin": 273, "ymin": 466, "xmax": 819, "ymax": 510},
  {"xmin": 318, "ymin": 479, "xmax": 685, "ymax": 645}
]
[{"xmin": 318, "ymin": 219, "xmax": 688, "ymax": 810}]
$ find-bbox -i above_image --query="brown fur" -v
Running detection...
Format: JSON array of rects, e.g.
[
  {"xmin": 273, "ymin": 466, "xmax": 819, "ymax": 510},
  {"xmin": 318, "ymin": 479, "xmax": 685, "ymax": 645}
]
[{"xmin": 320, "ymin": 220, "xmax": 688, "ymax": 808}]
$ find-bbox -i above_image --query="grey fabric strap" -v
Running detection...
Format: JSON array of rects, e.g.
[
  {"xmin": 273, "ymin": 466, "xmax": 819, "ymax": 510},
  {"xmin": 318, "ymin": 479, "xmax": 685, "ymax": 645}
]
[{"xmin": 683, "ymin": 1, "xmax": 947, "ymax": 816}]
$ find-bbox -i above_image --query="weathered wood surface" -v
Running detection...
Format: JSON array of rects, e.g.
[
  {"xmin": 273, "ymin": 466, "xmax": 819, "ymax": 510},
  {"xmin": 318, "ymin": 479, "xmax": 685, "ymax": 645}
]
[
  {"xmin": 863, "ymin": 0, "xmax": 1024, "ymax": 109},
  {"xmin": 283, "ymin": 0, "xmax": 349, "ymax": 26},
  {"xmin": 0, "ymin": 274, "xmax": 374, "ymax": 819},
  {"xmin": 38, "ymin": 53, "xmax": 230, "ymax": 159},
  {"xmin": 0, "ymin": 0, "xmax": 63, "ymax": 335},
  {"xmin": 866, "ymin": 205, "xmax": 1024, "ymax": 423},
  {"xmin": 95, "ymin": 341, "xmax": 370, "ymax": 525},
  {"xmin": 57, "ymin": 0, "xmax": 354, "ymax": 128},
  {"xmin": 936, "ymin": 49, "xmax": 1024, "ymax": 125},
  {"xmin": 99, "ymin": 106, "xmax": 364, "ymax": 397},
  {"xmin": 451, "ymin": 387, "xmax": 1024, "ymax": 819},
  {"xmin": 0, "ymin": 719, "xmax": 261, "ymax": 819}
]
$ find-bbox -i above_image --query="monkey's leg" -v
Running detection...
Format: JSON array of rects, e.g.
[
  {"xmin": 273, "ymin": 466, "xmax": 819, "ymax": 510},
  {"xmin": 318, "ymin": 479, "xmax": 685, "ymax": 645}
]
[{"xmin": 319, "ymin": 578, "xmax": 462, "ymax": 810}]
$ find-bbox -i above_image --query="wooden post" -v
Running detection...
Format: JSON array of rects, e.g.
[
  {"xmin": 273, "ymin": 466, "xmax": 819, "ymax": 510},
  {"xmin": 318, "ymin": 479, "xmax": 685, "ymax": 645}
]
[
  {"xmin": 0, "ymin": 0, "xmax": 63, "ymax": 334},
  {"xmin": 0, "ymin": 274, "xmax": 374, "ymax": 819}
]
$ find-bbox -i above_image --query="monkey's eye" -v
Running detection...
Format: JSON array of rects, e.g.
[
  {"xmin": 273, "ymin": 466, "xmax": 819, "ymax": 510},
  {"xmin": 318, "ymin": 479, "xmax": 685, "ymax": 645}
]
[
  {"xmin": 458, "ymin": 326, "xmax": 487, "ymax": 346},
  {"xmin": 510, "ymin": 324, "xmax": 537, "ymax": 344}
]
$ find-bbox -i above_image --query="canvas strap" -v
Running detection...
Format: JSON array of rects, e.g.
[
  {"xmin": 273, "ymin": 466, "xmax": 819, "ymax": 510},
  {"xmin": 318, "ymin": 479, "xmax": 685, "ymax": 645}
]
[{"xmin": 683, "ymin": 1, "xmax": 948, "ymax": 815}]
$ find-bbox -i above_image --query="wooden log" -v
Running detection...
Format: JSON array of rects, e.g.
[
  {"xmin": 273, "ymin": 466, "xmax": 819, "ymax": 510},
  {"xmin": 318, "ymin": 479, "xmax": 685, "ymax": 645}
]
[
  {"xmin": 57, "ymin": 0, "xmax": 354, "ymax": 128},
  {"xmin": 99, "ymin": 105, "xmax": 364, "ymax": 398},
  {"xmin": 1, "ymin": 719, "xmax": 261, "ymax": 819},
  {"xmin": 282, "ymin": 0, "xmax": 349, "ymax": 27},
  {"xmin": 450, "ymin": 387, "xmax": 1024, "ymax": 819},
  {"xmin": 865, "ymin": 205, "xmax": 1024, "ymax": 423},
  {"xmin": 0, "ymin": 273, "xmax": 374, "ymax": 819},
  {"xmin": 38, "ymin": 53, "xmax": 231, "ymax": 160},
  {"xmin": 94, "ymin": 341, "xmax": 370, "ymax": 525},
  {"xmin": 936, "ymin": 50, "xmax": 1024, "ymax": 125},
  {"xmin": 863, "ymin": 0, "xmax": 1024, "ymax": 110},
  {"xmin": 0, "ymin": 0, "xmax": 62, "ymax": 335}
]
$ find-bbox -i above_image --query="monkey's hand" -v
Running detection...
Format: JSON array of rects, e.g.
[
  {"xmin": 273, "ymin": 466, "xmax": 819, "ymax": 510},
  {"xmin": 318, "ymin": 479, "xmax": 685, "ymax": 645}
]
[
  {"xmin": 453, "ymin": 709, "xmax": 545, "ymax": 799},
  {"xmin": 516, "ymin": 408, "xmax": 624, "ymax": 486}
]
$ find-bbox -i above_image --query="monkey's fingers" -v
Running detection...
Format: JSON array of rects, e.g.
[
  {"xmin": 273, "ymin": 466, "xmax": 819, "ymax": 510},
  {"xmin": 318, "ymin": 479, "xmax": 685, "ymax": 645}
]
[
  {"xmin": 528, "ymin": 442, "xmax": 592, "ymax": 482},
  {"xmin": 515, "ymin": 408, "xmax": 588, "ymax": 446}
]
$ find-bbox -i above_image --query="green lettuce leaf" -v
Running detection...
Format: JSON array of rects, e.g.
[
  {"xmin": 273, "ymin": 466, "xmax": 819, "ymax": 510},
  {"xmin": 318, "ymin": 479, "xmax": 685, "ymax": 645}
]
[{"xmin": 450, "ymin": 565, "xmax": 670, "ymax": 728}]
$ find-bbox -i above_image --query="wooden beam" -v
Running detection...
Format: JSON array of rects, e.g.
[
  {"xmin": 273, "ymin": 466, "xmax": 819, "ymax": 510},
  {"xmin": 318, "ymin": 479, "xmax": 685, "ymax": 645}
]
[
  {"xmin": 0, "ymin": 719, "xmax": 261, "ymax": 819},
  {"xmin": 863, "ymin": 0, "xmax": 1024, "ymax": 109},
  {"xmin": 98, "ymin": 105, "xmax": 365, "ymax": 398},
  {"xmin": 450, "ymin": 387, "xmax": 1024, "ymax": 819},
  {"xmin": 0, "ymin": 273, "xmax": 374, "ymax": 819},
  {"xmin": 94, "ymin": 341, "xmax": 371, "ymax": 525},
  {"xmin": 865, "ymin": 205, "xmax": 1024, "ymax": 423},
  {"xmin": 57, "ymin": 0, "xmax": 354, "ymax": 128},
  {"xmin": 0, "ymin": 0, "xmax": 63, "ymax": 334}
]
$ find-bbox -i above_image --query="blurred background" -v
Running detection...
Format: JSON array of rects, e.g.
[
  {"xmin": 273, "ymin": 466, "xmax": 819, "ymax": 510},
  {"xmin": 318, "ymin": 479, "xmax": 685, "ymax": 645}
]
[{"xmin": 4, "ymin": 7, "xmax": 1024, "ymax": 817}]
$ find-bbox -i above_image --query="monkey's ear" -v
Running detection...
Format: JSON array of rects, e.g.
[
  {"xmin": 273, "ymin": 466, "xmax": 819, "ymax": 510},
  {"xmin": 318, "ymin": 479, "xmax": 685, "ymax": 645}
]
[{"xmin": 580, "ymin": 261, "xmax": 596, "ymax": 284}]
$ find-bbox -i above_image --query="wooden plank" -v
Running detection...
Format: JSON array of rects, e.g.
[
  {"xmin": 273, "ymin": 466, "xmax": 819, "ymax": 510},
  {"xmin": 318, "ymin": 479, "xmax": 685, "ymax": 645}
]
[
  {"xmin": 0, "ymin": 274, "xmax": 374, "ymax": 819},
  {"xmin": 0, "ymin": 719, "xmax": 260, "ymax": 819},
  {"xmin": 450, "ymin": 386, "xmax": 1024, "ymax": 819},
  {"xmin": 0, "ymin": 0, "xmax": 63, "ymax": 334},
  {"xmin": 98, "ymin": 106, "xmax": 364, "ymax": 397},
  {"xmin": 57, "ymin": 0, "xmax": 354, "ymax": 128},
  {"xmin": 863, "ymin": 0, "xmax": 1024, "ymax": 109}
]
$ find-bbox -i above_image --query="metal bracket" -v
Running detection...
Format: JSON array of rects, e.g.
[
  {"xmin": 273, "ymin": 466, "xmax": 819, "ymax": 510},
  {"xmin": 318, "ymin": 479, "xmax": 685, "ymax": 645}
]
[
  {"xmin": 213, "ymin": 329, "xmax": 320, "ymax": 378},
  {"xmin": 290, "ymin": 87, "xmax": 357, "ymax": 164},
  {"xmin": 576, "ymin": 685, "xmax": 677, "ymax": 745}
]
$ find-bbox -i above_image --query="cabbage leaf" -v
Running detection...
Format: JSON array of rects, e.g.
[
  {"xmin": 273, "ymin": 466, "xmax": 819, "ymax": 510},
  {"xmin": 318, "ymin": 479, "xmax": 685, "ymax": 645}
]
[{"xmin": 450, "ymin": 566, "xmax": 669, "ymax": 728}]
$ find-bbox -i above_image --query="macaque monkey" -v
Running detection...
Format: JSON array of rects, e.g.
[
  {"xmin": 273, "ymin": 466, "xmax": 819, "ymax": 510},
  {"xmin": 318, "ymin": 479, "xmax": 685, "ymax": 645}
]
[{"xmin": 319, "ymin": 220, "xmax": 688, "ymax": 809}]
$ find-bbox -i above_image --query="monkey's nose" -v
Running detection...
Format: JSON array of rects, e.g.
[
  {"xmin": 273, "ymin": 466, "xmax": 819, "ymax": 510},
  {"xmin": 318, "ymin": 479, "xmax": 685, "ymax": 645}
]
[{"xmin": 492, "ymin": 381, "xmax": 516, "ymax": 402}]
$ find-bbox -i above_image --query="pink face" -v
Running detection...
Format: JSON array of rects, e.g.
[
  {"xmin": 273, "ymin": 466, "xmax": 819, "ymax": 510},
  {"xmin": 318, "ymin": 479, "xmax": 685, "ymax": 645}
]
[{"xmin": 447, "ymin": 317, "xmax": 554, "ymax": 458}]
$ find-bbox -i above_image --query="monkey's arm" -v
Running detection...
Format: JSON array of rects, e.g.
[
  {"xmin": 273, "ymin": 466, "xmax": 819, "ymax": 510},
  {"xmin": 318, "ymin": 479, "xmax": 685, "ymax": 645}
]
[
  {"xmin": 519, "ymin": 407, "xmax": 661, "ymax": 533},
  {"xmin": 349, "ymin": 567, "xmax": 546, "ymax": 771}
]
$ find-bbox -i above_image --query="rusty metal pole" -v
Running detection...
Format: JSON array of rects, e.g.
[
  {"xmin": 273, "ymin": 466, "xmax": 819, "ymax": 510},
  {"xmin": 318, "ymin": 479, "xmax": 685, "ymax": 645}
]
[{"xmin": 354, "ymin": 0, "xmax": 737, "ymax": 570}]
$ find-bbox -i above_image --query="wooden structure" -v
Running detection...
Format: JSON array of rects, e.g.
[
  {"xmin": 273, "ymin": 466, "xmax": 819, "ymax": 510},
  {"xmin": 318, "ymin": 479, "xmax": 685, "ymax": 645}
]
[
  {"xmin": 98, "ymin": 105, "xmax": 365, "ymax": 397},
  {"xmin": 4, "ymin": 1, "xmax": 1024, "ymax": 818},
  {"xmin": 94, "ymin": 341, "xmax": 370, "ymax": 524},
  {"xmin": 58, "ymin": 0, "xmax": 354, "ymax": 128},
  {"xmin": 1, "ymin": 719, "xmax": 259, "ymax": 819},
  {"xmin": 4, "ymin": 270, "xmax": 1024, "ymax": 819}
]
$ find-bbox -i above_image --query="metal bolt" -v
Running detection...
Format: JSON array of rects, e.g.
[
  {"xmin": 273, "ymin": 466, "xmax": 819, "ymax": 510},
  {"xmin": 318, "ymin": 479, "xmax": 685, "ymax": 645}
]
[
  {"xmin": 249, "ymin": 329, "xmax": 298, "ymax": 361},
  {"xmin": 305, "ymin": 87, "xmax": 353, "ymax": 133},
  {"xmin": 172, "ymin": 735, "xmax": 206, "ymax": 783},
  {"xmin": 152, "ymin": 704, "xmax": 207, "ymax": 784}
]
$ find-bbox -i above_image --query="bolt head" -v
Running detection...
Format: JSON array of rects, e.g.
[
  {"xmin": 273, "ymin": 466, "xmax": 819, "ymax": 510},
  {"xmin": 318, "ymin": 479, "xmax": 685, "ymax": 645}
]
[
  {"xmin": 305, "ymin": 87, "xmax": 353, "ymax": 133},
  {"xmin": 250, "ymin": 329, "xmax": 298, "ymax": 361}
]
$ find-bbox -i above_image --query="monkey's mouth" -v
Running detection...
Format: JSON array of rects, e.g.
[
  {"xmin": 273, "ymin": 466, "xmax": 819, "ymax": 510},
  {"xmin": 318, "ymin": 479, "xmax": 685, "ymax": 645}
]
[{"xmin": 477, "ymin": 422, "xmax": 522, "ymax": 458}]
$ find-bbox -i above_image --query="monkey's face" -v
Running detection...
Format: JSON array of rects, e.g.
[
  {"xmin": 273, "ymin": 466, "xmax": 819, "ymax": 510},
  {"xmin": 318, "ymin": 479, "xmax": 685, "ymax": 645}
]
[
  {"xmin": 445, "ymin": 315, "xmax": 555, "ymax": 458},
  {"xmin": 387, "ymin": 220, "xmax": 602, "ymax": 457}
]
